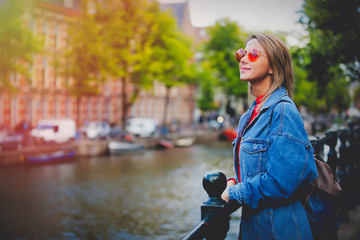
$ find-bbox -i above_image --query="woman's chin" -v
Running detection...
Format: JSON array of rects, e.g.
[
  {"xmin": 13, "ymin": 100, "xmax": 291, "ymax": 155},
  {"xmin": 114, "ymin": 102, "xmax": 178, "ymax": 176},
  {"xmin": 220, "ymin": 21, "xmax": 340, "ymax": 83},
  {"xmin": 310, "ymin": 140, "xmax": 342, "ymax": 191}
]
[{"xmin": 240, "ymin": 76, "xmax": 250, "ymax": 82}]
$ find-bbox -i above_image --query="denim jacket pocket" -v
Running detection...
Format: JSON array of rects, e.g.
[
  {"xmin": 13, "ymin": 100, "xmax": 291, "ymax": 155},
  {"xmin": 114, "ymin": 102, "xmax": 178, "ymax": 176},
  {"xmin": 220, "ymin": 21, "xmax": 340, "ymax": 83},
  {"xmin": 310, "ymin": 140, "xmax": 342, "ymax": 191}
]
[{"xmin": 240, "ymin": 140, "xmax": 269, "ymax": 177}]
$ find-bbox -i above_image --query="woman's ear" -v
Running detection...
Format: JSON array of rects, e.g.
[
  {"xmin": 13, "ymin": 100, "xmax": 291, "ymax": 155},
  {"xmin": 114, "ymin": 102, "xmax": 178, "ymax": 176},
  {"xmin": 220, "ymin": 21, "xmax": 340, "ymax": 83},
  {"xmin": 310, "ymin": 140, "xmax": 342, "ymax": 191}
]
[{"xmin": 268, "ymin": 68, "xmax": 273, "ymax": 75}]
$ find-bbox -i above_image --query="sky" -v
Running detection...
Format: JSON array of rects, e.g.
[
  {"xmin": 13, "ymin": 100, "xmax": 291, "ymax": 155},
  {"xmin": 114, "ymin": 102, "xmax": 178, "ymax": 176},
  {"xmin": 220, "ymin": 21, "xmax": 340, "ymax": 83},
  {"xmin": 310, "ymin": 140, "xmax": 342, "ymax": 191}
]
[{"xmin": 159, "ymin": 0, "xmax": 308, "ymax": 45}]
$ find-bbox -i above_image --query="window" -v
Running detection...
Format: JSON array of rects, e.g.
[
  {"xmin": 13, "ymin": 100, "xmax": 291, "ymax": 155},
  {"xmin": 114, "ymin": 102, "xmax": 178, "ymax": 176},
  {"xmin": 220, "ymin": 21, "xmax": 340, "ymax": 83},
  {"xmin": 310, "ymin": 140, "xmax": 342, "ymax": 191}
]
[{"xmin": 43, "ymin": 58, "xmax": 49, "ymax": 88}]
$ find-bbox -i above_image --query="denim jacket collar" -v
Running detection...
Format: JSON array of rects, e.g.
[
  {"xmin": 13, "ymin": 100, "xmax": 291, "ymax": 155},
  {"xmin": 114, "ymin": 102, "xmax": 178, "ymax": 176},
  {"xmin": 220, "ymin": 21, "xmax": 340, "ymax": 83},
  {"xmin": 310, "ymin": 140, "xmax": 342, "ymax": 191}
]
[
  {"xmin": 262, "ymin": 86, "xmax": 288, "ymax": 110},
  {"xmin": 249, "ymin": 86, "xmax": 288, "ymax": 112},
  {"xmin": 237, "ymin": 86, "xmax": 288, "ymax": 135}
]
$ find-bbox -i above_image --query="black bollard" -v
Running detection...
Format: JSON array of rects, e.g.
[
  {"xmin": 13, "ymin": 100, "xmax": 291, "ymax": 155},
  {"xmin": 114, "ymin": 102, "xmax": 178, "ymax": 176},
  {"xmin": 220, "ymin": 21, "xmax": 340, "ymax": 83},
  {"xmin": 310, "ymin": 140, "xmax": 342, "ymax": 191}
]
[
  {"xmin": 325, "ymin": 130, "xmax": 338, "ymax": 173},
  {"xmin": 201, "ymin": 170, "xmax": 229, "ymax": 240},
  {"xmin": 346, "ymin": 123, "xmax": 358, "ymax": 209},
  {"xmin": 352, "ymin": 125, "xmax": 360, "ymax": 204},
  {"xmin": 182, "ymin": 171, "xmax": 241, "ymax": 240},
  {"xmin": 309, "ymin": 136, "xmax": 323, "ymax": 156},
  {"xmin": 338, "ymin": 128, "xmax": 351, "ymax": 222}
]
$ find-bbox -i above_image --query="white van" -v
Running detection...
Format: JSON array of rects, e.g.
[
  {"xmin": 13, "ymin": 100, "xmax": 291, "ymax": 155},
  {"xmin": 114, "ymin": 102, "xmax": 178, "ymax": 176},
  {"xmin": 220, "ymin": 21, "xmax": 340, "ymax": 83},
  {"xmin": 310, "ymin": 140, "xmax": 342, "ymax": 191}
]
[
  {"xmin": 30, "ymin": 119, "xmax": 76, "ymax": 143},
  {"xmin": 83, "ymin": 121, "xmax": 111, "ymax": 139},
  {"xmin": 126, "ymin": 118, "xmax": 158, "ymax": 137}
]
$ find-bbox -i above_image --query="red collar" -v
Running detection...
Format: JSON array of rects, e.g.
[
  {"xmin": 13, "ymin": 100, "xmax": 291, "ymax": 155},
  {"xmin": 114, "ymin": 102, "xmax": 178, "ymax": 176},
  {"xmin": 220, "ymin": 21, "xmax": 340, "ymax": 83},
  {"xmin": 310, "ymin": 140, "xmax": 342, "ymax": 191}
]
[{"xmin": 255, "ymin": 94, "xmax": 266, "ymax": 105}]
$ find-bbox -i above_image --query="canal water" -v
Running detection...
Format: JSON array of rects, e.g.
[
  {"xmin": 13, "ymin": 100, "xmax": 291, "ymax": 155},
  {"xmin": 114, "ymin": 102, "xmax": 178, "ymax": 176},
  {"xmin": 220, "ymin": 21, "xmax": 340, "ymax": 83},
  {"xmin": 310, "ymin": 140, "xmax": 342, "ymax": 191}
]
[{"xmin": 0, "ymin": 141, "xmax": 241, "ymax": 240}]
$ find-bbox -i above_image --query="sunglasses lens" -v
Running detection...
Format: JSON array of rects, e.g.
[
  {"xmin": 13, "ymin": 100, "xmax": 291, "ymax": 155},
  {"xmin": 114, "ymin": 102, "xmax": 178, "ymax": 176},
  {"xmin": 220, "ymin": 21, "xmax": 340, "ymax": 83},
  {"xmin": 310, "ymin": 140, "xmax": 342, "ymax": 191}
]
[
  {"xmin": 235, "ymin": 48, "xmax": 260, "ymax": 62},
  {"xmin": 248, "ymin": 49, "xmax": 259, "ymax": 62},
  {"xmin": 235, "ymin": 49, "xmax": 245, "ymax": 63}
]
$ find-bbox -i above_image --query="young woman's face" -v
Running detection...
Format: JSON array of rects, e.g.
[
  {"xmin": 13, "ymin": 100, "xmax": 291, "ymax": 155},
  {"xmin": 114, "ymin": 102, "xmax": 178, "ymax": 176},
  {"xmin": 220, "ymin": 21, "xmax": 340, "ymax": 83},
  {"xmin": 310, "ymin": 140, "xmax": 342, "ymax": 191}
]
[{"xmin": 239, "ymin": 39, "xmax": 272, "ymax": 83}]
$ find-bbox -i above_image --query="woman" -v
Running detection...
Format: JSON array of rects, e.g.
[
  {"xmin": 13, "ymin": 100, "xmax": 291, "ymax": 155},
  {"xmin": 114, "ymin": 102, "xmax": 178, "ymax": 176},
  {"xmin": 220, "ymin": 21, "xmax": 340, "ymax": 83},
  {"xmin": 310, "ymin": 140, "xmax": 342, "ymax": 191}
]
[{"xmin": 221, "ymin": 33, "xmax": 318, "ymax": 239}]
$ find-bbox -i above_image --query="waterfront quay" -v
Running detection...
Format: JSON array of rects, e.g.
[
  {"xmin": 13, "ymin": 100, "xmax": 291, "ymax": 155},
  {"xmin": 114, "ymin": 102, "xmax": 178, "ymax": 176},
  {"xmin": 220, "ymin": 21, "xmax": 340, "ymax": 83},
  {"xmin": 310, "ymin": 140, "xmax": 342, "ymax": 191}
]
[
  {"xmin": 0, "ymin": 133, "xmax": 234, "ymax": 240},
  {"xmin": 0, "ymin": 129, "xmax": 220, "ymax": 167},
  {"xmin": 1, "ymin": 126, "xmax": 360, "ymax": 239}
]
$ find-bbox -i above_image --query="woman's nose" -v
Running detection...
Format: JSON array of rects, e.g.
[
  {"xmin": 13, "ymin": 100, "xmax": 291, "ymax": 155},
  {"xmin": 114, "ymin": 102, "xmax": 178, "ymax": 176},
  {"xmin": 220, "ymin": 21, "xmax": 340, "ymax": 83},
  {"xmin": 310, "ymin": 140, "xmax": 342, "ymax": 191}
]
[{"xmin": 241, "ymin": 56, "xmax": 248, "ymax": 64}]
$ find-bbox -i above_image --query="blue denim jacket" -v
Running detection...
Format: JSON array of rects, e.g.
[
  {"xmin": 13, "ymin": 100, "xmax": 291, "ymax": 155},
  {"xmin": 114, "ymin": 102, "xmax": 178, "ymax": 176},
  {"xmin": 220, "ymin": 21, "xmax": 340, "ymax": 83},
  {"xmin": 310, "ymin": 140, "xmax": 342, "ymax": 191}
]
[{"xmin": 228, "ymin": 87, "xmax": 318, "ymax": 240}]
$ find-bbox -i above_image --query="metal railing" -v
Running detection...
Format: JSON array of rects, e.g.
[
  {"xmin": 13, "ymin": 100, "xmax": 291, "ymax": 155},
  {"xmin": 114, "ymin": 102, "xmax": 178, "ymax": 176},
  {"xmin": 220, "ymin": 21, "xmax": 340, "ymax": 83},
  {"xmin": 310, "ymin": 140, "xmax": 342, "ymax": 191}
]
[{"xmin": 181, "ymin": 171, "xmax": 241, "ymax": 240}]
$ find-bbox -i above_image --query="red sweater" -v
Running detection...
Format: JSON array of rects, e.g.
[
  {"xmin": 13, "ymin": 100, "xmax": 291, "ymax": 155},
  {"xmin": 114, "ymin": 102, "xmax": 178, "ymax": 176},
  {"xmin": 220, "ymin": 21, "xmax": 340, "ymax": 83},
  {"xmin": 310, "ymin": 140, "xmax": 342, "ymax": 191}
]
[{"xmin": 249, "ymin": 94, "xmax": 265, "ymax": 123}]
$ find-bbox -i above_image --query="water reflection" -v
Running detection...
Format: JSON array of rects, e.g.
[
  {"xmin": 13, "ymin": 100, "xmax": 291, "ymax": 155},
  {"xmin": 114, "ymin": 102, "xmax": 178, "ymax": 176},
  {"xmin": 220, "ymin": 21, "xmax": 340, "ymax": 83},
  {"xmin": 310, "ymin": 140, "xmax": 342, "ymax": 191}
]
[{"xmin": 0, "ymin": 141, "xmax": 240, "ymax": 239}]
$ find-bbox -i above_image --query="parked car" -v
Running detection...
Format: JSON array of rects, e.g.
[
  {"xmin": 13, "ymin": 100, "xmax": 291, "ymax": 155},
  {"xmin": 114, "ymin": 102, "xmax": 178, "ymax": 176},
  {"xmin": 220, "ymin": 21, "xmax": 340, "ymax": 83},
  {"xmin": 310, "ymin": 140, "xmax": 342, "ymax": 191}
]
[
  {"xmin": 30, "ymin": 119, "xmax": 76, "ymax": 143},
  {"xmin": 109, "ymin": 124, "xmax": 125, "ymax": 138},
  {"xmin": 83, "ymin": 121, "xmax": 111, "ymax": 140},
  {"xmin": 126, "ymin": 118, "xmax": 158, "ymax": 137}
]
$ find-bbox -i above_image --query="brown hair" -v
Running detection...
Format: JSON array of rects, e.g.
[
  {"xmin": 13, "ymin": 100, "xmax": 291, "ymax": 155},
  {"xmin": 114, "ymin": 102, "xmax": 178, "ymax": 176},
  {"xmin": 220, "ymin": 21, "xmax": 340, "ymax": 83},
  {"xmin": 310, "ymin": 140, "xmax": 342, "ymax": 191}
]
[{"xmin": 246, "ymin": 33, "xmax": 294, "ymax": 105}]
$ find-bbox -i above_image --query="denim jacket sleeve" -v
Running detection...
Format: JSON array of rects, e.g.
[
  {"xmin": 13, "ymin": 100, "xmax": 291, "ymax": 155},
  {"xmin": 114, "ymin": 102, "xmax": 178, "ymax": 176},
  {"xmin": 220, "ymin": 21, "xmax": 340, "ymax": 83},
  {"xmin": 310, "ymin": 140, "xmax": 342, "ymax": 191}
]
[{"xmin": 228, "ymin": 100, "xmax": 318, "ymax": 209}]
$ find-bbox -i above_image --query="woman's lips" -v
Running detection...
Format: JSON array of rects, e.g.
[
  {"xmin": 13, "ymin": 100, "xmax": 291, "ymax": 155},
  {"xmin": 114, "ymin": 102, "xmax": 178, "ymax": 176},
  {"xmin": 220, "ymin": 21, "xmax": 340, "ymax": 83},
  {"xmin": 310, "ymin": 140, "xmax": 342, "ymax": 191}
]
[{"xmin": 240, "ymin": 67, "xmax": 250, "ymax": 73}]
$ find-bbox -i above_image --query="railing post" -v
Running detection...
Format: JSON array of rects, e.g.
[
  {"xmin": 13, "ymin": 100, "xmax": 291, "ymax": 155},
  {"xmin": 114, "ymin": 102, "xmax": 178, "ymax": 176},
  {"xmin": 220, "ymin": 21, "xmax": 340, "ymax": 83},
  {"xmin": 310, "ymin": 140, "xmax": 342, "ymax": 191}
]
[
  {"xmin": 345, "ymin": 122, "xmax": 358, "ymax": 210},
  {"xmin": 338, "ymin": 128, "xmax": 350, "ymax": 222},
  {"xmin": 351, "ymin": 123, "xmax": 360, "ymax": 204},
  {"xmin": 309, "ymin": 136, "xmax": 322, "ymax": 155},
  {"xmin": 182, "ymin": 170, "xmax": 231, "ymax": 240},
  {"xmin": 201, "ymin": 171, "xmax": 229, "ymax": 240},
  {"xmin": 325, "ymin": 130, "xmax": 338, "ymax": 173}
]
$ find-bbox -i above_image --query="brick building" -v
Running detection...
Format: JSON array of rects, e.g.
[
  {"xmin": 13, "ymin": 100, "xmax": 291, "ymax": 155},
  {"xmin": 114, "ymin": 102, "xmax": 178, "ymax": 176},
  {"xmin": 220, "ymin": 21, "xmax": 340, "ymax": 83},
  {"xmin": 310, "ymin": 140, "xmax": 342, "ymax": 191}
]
[
  {"xmin": 0, "ymin": 1, "xmax": 81, "ymax": 129},
  {"xmin": 0, "ymin": 0, "xmax": 208, "ymax": 130}
]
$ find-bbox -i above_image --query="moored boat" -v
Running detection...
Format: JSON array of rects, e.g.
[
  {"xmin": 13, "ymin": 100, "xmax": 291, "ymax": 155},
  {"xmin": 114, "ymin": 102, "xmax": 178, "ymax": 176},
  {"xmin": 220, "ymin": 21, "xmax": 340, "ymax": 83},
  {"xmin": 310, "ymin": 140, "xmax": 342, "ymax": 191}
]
[
  {"xmin": 218, "ymin": 128, "xmax": 237, "ymax": 141},
  {"xmin": 108, "ymin": 141, "xmax": 145, "ymax": 153},
  {"xmin": 155, "ymin": 139, "xmax": 174, "ymax": 150},
  {"xmin": 174, "ymin": 137, "xmax": 194, "ymax": 147},
  {"xmin": 26, "ymin": 149, "xmax": 75, "ymax": 164}
]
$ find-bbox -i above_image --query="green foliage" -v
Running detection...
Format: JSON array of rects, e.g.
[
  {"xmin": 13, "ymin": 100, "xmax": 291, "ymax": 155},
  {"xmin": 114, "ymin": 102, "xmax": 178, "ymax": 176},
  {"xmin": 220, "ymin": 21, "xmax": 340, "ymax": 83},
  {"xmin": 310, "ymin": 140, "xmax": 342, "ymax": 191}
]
[
  {"xmin": 195, "ymin": 62, "xmax": 218, "ymax": 111},
  {"xmin": 64, "ymin": 0, "xmax": 194, "ymax": 125},
  {"xmin": 325, "ymin": 74, "xmax": 351, "ymax": 112},
  {"xmin": 302, "ymin": 0, "xmax": 360, "ymax": 72},
  {"xmin": 291, "ymin": 47, "xmax": 318, "ymax": 111},
  {"xmin": 149, "ymin": 9, "xmax": 193, "ymax": 88},
  {"xmin": 353, "ymin": 84, "xmax": 360, "ymax": 110},
  {"xmin": 98, "ymin": 0, "xmax": 160, "ymax": 85},
  {"xmin": 148, "ymin": 8, "xmax": 193, "ymax": 126},
  {"xmin": 296, "ymin": 0, "xmax": 358, "ymax": 113},
  {"xmin": 0, "ymin": 0, "xmax": 40, "ymax": 92},
  {"xmin": 64, "ymin": 1, "xmax": 109, "ymax": 97},
  {"xmin": 292, "ymin": 42, "xmax": 351, "ymax": 113},
  {"xmin": 303, "ymin": 29, "xmax": 337, "ymax": 94},
  {"xmin": 354, "ymin": 85, "xmax": 360, "ymax": 103},
  {"xmin": 204, "ymin": 18, "xmax": 248, "ymax": 100}
]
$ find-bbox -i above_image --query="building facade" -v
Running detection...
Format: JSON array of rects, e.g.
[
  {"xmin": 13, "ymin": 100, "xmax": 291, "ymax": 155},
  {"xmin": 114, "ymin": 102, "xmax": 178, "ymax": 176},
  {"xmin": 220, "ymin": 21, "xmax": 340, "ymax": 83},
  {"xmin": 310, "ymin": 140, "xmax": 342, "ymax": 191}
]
[{"xmin": 1, "ymin": 0, "xmax": 205, "ymax": 130}]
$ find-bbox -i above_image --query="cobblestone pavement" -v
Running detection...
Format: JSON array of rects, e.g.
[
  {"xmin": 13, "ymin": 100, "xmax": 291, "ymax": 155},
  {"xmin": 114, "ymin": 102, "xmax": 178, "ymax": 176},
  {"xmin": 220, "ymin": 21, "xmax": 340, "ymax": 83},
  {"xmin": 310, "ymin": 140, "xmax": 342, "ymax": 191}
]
[{"xmin": 338, "ymin": 205, "xmax": 360, "ymax": 240}]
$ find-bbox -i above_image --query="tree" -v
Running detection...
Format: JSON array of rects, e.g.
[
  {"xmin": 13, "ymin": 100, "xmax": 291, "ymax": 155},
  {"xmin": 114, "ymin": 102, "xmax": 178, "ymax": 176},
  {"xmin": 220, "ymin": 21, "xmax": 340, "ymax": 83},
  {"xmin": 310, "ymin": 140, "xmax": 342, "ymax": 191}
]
[
  {"xmin": 63, "ymin": 0, "xmax": 111, "ymax": 126},
  {"xmin": 195, "ymin": 62, "xmax": 218, "ymax": 112},
  {"xmin": 204, "ymin": 18, "xmax": 248, "ymax": 101},
  {"xmin": 92, "ymin": 0, "xmax": 193, "ymax": 128},
  {"xmin": 291, "ymin": 38, "xmax": 351, "ymax": 114},
  {"xmin": 63, "ymin": 0, "xmax": 196, "ymax": 128},
  {"xmin": 324, "ymin": 67, "xmax": 351, "ymax": 113},
  {"xmin": 0, "ymin": 0, "xmax": 40, "ymax": 92},
  {"xmin": 301, "ymin": 0, "xmax": 360, "ymax": 80},
  {"xmin": 353, "ymin": 85, "xmax": 360, "ymax": 109},
  {"xmin": 97, "ymin": 0, "xmax": 150, "ymax": 128},
  {"xmin": 65, "ymin": 0, "xmax": 190, "ymax": 128},
  {"xmin": 291, "ymin": 46, "xmax": 319, "ymax": 111},
  {"xmin": 295, "ymin": 0, "xmax": 357, "ymax": 113},
  {"xmin": 148, "ymin": 9, "xmax": 193, "ymax": 127}
]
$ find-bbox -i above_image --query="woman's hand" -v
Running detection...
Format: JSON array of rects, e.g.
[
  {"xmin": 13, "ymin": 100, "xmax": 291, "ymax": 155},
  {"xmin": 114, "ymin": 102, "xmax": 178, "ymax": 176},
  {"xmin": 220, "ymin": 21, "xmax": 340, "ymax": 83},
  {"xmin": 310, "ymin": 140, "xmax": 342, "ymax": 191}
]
[{"xmin": 221, "ymin": 180, "xmax": 236, "ymax": 202}]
